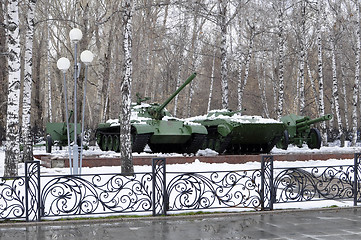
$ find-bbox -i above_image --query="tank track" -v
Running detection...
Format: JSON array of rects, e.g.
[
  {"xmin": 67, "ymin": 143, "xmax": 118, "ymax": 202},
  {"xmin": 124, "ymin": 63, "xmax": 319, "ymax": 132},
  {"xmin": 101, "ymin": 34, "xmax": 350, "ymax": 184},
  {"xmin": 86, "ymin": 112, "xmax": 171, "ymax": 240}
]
[
  {"xmin": 203, "ymin": 127, "xmax": 232, "ymax": 154},
  {"xmin": 149, "ymin": 133, "xmax": 206, "ymax": 154},
  {"xmin": 183, "ymin": 133, "xmax": 207, "ymax": 154},
  {"xmin": 132, "ymin": 133, "xmax": 152, "ymax": 153},
  {"xmin": 96, "ymin": 131, "xmax": 151, "ymax": 153}
]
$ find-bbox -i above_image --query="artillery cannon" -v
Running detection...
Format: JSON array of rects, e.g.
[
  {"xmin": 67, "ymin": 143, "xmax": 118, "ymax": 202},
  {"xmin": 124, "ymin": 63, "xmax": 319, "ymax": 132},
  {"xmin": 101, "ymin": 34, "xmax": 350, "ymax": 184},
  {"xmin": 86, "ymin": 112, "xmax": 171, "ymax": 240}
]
[
  {"xmin": 96, "ymin": 73, "xmax": 207, "ymax": 154},
  {"xmin": 276, "ymin": 114, "xmax": 333, "ymax": 150},
  {"xmin": 45, "ymin": 111, "xmax": 81, "ymax": 153}
]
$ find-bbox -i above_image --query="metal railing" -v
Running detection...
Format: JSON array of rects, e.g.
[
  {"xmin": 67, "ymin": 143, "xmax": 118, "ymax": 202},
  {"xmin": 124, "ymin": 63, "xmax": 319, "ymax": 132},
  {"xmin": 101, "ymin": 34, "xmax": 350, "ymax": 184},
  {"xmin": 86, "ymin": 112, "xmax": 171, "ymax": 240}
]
[{"xmin": 0, "ymin": 154, "xmax": 360, "ymax": 221}]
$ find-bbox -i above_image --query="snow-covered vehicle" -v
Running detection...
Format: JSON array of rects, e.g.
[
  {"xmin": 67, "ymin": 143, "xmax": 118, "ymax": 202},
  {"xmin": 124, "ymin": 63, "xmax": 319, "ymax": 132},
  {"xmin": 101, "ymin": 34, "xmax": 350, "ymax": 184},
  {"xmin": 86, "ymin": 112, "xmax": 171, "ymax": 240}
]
[
  {"xmin": 95, "ymin": 73, "xmax": 207, "ymax": 154},
  {"xmin": 187, "ymin": 110, "xmax": 286, "ymax": 154}
]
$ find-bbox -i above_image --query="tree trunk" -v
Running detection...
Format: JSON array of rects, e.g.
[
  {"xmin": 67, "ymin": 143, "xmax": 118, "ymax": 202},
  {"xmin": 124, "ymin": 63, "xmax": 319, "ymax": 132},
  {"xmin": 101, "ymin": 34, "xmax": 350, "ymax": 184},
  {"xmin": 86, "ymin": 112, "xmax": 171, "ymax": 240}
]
[
  {"xmin": 330, "ymin": 39, "xmax": 344, "ymax": 146},
  {"xmin": 257, "ymin": 53, "xmax": 270, "ymax": 118},
  {"xmin": 317, "ymin": 0, "xmax": 327, "ymax": 146},
  {"xmin": 219, "ymin": 0, "xmax": 229, "ymax": 109},
  {"xmin": 0, "ymin": 1, "xmax": 7, "ymax": 145},
  {"xmin": 238, "ymin": 22, "xmax": 255, "ymax": 112},
  {"xmin": 22, "ymin": 0, "xmax": 36, "ymax": 162},
  {"xmin": 298, "ymin": 0, "xmax": 306, "ymax": 114},
  {"xmin": 340, "ymin": 66, "xmax": 349, "ymax": 131},
  {"xmin": 352, "ymin": 0, "xmax": 360, "ymax": 147},
  {"xmin": 5, "ymin": 0, "xmax": 21, "ymax": 177},
  {"xmin": 207, "ymin": 48, "xmax": 217, "ymax": 112},
  {"xmin": 277, "ymin": 7, "xmax": 285, "ymax": 120},
  {"xmin": 120, "ymin": 0, "xmax": 134, "ymax": 175}
]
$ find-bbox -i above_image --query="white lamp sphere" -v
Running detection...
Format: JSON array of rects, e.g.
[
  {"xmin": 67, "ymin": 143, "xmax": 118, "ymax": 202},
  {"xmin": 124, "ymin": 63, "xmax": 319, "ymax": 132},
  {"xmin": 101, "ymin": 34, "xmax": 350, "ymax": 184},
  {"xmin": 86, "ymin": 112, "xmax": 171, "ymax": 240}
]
[
  {"xmin": 80, "ymin": 50, "xmax": 94, "ymax": 64},
  {"xmin": 57, "ymin": 57, "xmax": 71, "ymax": 71},
  {"xmin": 69, "ymin": 28, "xmax": 83, "ymax": 42}
]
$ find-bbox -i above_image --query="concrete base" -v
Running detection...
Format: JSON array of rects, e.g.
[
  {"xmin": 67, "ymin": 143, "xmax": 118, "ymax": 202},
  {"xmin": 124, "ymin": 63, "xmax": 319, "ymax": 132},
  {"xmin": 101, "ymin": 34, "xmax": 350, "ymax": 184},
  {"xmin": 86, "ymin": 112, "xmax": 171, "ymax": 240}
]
[{"xmin": 35, "ymin": 152, "xmax": 356, "ymax": 168}]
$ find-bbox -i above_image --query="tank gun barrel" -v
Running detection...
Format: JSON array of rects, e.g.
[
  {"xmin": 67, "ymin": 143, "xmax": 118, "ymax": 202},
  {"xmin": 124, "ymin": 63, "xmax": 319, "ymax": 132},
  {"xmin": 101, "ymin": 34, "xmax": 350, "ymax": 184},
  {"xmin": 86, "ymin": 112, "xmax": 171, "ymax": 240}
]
[{"xmin": 156, "ymin": 72, "xmax": 197, "ymax": 115}]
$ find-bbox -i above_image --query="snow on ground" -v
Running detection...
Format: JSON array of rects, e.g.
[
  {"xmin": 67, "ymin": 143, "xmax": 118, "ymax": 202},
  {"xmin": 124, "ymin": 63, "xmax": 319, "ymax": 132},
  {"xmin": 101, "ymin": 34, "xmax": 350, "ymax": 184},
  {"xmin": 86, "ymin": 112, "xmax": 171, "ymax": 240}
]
[{"xmin": 0, "ymin": 141, "xmax": 360, "ymax": 212}]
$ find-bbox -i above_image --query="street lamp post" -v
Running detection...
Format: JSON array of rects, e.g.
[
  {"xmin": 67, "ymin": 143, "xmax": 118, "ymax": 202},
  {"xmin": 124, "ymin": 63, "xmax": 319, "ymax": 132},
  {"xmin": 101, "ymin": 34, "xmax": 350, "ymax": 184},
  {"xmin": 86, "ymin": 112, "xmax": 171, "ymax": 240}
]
[
  {"xmin": 56, "ymin": 28, "xmax": 93, "ymax": 175},
  {"xmin": 69, "ymin": 28, "xmax": 82, "ymax": 175},
  {"xmin": 79, "ymin": 50, "xmax": 94, "ymax": 174},
  {"xmin": 56, "ymin": 57, "xmax": 72, "ymax": 174}
]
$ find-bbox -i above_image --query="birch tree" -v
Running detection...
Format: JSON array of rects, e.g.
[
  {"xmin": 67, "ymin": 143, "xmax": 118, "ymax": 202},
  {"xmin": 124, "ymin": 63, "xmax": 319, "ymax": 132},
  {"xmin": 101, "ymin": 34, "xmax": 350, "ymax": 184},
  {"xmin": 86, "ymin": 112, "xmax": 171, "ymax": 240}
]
[
  {"xmin": 316, "ymin": 0, "xmax": 327, "ymax": 145},
  {"xmin": 275, "ymin": 1, "xmax": 286, "ymax": 119},
  {"xmin": 120, "ymin": 0, "xmax": 134, "ymax": 175},
  {"xmin": 295, "ymin": 0, "xmax": 307, "ymax": 114},
  {"xmin": 5, "ymin": 0, "xmax": 21, "ymax": 177},
  {"xmin": 352, "ymin": 0, "xmax": 360, "ymax": 146},
  {"xmin": 0, "ymin": 1, "xmax": 6, "ymax": 143},
  {"xmin": 22, "ymin": 0, "xmax": 37, "ymax": 162},
  {"xmin": 238, "ymin": 20, "xmax": 255, "ymax": 112},
  {"xmin": 330, "ymin": 37, "xmax": 344, "ymax": 146},
  {"xmin": 218, "ymin": 0, "xmax": 229, "ymax": 109}
]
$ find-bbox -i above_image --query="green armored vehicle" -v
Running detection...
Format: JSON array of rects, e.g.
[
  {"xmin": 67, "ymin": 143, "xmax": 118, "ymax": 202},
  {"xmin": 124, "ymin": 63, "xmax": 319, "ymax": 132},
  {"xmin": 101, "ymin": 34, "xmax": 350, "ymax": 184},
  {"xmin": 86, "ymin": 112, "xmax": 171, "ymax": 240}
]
[
  {"xmin": 187, "ymin": 110, "xmax": 286, "ymax": 154},
  {"xmin": 45, "ymin": 111, "xmax": 80, "ymax": 153},
  {"xmin": 96, "ymin": 73, "xmax": 207, "ymax": 154},
  {"xmin": 276, "ymin": 114, "xmax": 332, "ymax": 150}
]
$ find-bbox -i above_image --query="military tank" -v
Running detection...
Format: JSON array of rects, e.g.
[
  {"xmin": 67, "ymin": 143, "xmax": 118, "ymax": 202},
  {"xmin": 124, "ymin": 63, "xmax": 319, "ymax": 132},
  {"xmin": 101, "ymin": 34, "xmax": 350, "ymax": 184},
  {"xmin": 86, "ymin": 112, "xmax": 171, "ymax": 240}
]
[
  {"xmin": 187, "ymin": 110, "xmax": 286, "ymax": 154},
  {"xmin": 96, "ymin": 73, "xmax": 207, "ymax": 154}
]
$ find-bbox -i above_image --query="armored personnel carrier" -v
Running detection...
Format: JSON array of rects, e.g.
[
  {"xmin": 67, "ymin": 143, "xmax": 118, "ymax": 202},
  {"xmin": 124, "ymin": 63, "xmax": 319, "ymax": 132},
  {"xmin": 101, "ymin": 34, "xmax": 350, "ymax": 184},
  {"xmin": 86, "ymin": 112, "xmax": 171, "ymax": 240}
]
[
  {"xmin": 96, "ymin": 73, "xmax": 207, "ymax": 154},
  {"xmin": 187, "ymin": 110, "xmax": 286, "ymax": 154}
]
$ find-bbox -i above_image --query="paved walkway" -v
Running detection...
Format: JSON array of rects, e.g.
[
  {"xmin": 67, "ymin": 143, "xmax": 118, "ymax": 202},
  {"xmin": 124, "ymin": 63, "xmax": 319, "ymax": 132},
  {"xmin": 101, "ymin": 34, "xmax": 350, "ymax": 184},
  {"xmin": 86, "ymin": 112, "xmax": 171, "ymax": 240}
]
[{"xmin": 0, "ymin": 207, "xmax": 361, "ymax": 239}]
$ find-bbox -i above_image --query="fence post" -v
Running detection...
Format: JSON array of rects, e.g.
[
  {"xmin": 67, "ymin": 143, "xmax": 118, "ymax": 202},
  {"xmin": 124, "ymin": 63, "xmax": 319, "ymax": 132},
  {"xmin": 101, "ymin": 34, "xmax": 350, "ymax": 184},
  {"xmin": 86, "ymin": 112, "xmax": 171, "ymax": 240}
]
[
  {"xmin": 261, "ymin": 155, "xmax": 274, "ymax": 210},
  {"xmin": 25, "ymin": 161, "xmax": 41, "ymax": 222},
  {"xmin": 152, "ymin": 158, "xmax": 166, "ymax": 216},
  {"xmin": 354, "ymin": 153, "xmax": 361, "ymax": 206}
]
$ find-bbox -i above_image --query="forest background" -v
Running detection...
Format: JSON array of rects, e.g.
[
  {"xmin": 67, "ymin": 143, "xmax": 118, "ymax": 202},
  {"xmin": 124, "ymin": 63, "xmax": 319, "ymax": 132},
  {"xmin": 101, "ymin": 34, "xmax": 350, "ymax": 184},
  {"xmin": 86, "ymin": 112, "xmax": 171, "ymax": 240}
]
[{"xmin": 1, "ymin": 0, "xmax": 361, "ymax": 175}]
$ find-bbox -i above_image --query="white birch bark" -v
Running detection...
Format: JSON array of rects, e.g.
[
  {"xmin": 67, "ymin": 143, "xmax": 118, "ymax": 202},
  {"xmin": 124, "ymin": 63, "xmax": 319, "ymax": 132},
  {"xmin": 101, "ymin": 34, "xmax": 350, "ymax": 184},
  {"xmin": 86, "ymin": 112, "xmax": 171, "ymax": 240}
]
[
  {"xmin": 306, "ymin": 60, "xmax": 319, "ymax": 112},
  {"xmin": 298, "ymin": 1, "xmax": 306, "ymax": 114},
  {"xmin": 120, "ymin": 0, "xmax": 133, "ymax": 175},
  {"xmin": 257, "ymin": 53, "xmax": 270, "ymax": 118},
  {"xmin": 330, "ymin": 39, "xmax": 344, "ymax": 146},
  {"xmin": 317, "ymin": 0, "xmax": 327, "ymax": 145},
  {"xmin": 207, "ymin": 48, "xmax": 217, "ymax": 112},
  {"xmin": 22, "ymin": 0, "xmax": 36, "ymax": 162},
  {"xmin": 238, "ymin": 22, "xmax": 255, "ymax": 112},
  {"xmin": 5, "ymin": 0, "xmax": 21, "ymax": 177},
  {"xmin": 277, "ymin": 7, "xmax": 285, "ymax": 120},
  {"xmin": 173, "ymin": 13, "xmax": 188, "ymax": 116},
  {"xmin": 352, "ymin": 0, "xmax": 360, "ymax": 146},
  {"xmin": 340, "ymin": 66, "xmax": 349, "ymax": 131},
  {"xmin": 219, "ymin": 0, "xmax": 229, "ymax": 109}
]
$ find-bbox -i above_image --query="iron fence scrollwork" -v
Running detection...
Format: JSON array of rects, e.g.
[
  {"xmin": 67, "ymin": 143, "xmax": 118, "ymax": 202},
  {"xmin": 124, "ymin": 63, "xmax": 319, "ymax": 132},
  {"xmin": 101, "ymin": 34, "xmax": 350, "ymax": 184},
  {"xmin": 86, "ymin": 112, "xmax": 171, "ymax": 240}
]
[
  {"xmin": 261, "ymin": 155, "xmax": 274, "ymax": 210},
  {"xmin": 354, "ymin": 153, "xmax": 361, "ymax": 205},
  {"xmin": 25, "ymin": 161, "xmax": 41, "ymax": 222},
  {"xmin": 152, "ymin": 158, "xmax": 166, "ymax": 216}
]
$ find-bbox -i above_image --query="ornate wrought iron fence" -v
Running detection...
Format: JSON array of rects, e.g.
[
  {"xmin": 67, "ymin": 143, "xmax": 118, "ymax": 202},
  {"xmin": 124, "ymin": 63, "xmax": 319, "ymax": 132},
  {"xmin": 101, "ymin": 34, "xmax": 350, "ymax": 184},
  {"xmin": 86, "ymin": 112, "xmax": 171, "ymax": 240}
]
[{"xmin": 0, "ymin": 154, "xmax": 360, "ymax": 222}]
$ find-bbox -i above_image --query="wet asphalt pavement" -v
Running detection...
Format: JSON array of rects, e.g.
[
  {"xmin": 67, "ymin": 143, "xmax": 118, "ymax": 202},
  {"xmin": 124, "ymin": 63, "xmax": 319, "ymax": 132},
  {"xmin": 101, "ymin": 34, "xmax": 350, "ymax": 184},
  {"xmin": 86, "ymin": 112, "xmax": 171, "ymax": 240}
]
[{"xmin": 1, "ymin": 207, "xmax": 361, "ymax": 239}]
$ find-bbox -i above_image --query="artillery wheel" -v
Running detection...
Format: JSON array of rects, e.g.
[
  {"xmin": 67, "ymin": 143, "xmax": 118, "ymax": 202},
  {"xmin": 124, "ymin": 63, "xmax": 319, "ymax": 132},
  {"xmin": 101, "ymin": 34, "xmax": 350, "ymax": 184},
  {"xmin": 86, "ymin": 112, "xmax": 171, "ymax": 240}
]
[
  {"xmin": 46, "ymin": 135, "xmax": 53, "ymax": 153},
  {"xmin": 276, "ymin": 130, "xmax": 289, "ymax": 150},
  {"xmin": 307, "ymin": 128, "xmax": 322, "ymax": 149}
]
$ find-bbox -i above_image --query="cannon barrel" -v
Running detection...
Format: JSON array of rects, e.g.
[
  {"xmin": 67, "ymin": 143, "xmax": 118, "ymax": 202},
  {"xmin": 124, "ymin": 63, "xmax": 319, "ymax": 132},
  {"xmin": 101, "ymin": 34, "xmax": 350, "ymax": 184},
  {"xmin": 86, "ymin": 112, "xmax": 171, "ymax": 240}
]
[
  {"xmin": 156, "ymin": 73, "xmax": 197, "ymax": 114},
  {"xmin": 296, "ymin": 114, "xmax": 332, "ymax": 132}
]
